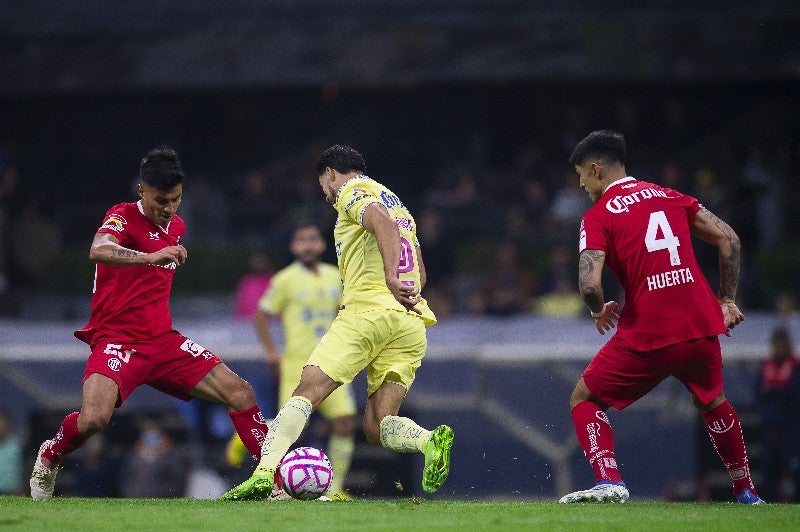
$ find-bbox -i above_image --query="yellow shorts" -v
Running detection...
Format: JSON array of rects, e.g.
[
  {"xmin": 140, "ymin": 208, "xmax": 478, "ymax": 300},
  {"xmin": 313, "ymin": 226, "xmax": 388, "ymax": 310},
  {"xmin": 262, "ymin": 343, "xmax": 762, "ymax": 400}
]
[
  {"xmin": 279, "ymin": 361, "xmax": 357, "ymax": 419},
  {"xmin": 306, "ymin": 309, "xmax": 427, "ymax": 397}
]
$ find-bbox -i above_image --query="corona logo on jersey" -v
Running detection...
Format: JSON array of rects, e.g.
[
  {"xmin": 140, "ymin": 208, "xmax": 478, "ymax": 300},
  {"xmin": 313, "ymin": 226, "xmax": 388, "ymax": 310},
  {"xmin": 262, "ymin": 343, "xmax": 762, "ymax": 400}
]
[
  {"xmin": 100, "ymin": 214, "xmax": 127, "ymax": 232},
  {"xmin": 605, "ymin": 188, "xmax": 669, "ymax": 214}
]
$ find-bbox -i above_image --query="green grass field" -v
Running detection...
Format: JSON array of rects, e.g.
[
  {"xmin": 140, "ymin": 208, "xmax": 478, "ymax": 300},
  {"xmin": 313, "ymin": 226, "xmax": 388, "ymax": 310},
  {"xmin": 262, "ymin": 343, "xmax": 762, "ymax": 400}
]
[{"xmin": 1, "ymin": 496, "xmax": 798, "ymax": 531}]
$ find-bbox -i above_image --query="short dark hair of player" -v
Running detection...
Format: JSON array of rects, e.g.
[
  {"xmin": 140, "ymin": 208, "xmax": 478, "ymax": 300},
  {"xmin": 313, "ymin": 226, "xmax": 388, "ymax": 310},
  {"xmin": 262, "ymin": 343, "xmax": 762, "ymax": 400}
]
[
  {"xmin": 569, "ymin": 129, "xmax": 627, "ymax": 167},
  {"xmin": 316, "ymin": 144, "xmax": 367, "ymax": 176},
  {"xmin": 139, "ymin": 146, "xmax": 184, "ymax": 190}
]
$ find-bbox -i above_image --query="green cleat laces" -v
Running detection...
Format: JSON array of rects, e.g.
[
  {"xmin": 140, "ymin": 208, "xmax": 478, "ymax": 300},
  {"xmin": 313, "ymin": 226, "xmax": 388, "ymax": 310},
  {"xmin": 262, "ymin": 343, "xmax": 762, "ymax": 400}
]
[
  {"xmin": 421, "ymin": 425, "xmax": 454, "ymax": 493},
  {"xmin": 220, "ymin": 467, "xmax": 275, "ymax": 501}
]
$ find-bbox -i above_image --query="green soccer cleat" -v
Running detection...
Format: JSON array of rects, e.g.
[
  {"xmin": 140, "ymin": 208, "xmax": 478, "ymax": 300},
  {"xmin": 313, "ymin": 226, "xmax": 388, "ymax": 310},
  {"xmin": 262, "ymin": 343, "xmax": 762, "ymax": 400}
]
[
  {"xmin": 220, "ymin": 466, "xmax": 275, "ymax": 501},
  {"xmin": 421, "ymin": 425, "xmax": 454, "ymax": 493}
]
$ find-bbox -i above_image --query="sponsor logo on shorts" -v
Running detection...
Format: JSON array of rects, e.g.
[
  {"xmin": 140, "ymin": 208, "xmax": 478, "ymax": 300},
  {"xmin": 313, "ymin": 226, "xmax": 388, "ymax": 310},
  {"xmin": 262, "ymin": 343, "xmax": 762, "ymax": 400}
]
[
  {"xmin": 180, "ymin": 339, "xmax": 215, "ymax": 360},
  {"xmin": 107, "ymin": 357, "xmax": 122, "ymax": 372}
]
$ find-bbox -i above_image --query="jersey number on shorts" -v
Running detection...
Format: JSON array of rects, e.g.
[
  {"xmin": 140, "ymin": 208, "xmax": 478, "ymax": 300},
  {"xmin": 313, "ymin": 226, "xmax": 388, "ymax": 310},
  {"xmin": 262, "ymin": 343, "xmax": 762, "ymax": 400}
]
[
  {"xmin": 645, "ymin": 210, "xmax": 681, "ymax": 266},
  {"xmin": 104, "ymin": 343, "xmax": 133, "ymax": 363}
]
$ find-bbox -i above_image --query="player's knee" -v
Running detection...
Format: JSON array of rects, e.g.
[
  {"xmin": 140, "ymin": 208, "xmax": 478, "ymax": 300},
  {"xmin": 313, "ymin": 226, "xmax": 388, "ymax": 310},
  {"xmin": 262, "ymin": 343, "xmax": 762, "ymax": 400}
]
[
  {"xmin": 78, "ymin": 409, "xmax": 111, "ymax": 436},
  {"xmin": 228, "ymin": 379, "xmax": 257, "ymax": 410}
]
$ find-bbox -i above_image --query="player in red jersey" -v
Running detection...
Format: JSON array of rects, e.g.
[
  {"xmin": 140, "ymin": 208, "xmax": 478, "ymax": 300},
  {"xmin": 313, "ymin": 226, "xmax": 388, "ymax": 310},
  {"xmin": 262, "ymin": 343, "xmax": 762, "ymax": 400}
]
[
  {"xmin": 558, "ymin": 130, "xmax": 763, "ymax": 505},
  {"xmin": 30, "ymin": 147, "xmax": 269, "ymax": 500}
]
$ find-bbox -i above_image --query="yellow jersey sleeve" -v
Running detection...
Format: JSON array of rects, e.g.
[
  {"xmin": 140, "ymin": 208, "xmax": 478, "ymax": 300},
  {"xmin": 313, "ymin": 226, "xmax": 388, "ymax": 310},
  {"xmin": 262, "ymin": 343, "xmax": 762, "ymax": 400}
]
[{"xmin": 333, "ymin": 176, "xmax": 436, "ymax": 326}]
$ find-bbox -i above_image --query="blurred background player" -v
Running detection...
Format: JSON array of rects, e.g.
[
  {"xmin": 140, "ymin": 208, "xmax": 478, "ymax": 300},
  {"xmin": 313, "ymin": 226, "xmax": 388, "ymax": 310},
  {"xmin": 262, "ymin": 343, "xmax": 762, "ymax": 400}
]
[
  {"xmin": 0, "ymin": 408, "xmax": 22, "ymax": 495},
  {"xmin": 754, "ymin": 327, "xmax": 800, "ymax": 502},
  {"xmin": 559, "ymin": 130, "xmax": 763, "ymax": 504},
  {"xmin": 222, "ymin": 144, "xmax": 453, "ymax": 500},
  {"xmin": 226, "ymin": 222, "xmax": 356, "ymax": 499},
  {"xmin": 29, "ymin": 147, "xmax": 269, "ymax": 501}
]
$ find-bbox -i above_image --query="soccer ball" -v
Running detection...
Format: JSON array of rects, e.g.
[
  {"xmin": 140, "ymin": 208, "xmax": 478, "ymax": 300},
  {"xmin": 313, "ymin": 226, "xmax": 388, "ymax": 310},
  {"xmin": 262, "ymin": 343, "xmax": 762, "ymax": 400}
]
[{"xmin": 278, "ymin": 446, "xmax": 333, "ymax": 500}]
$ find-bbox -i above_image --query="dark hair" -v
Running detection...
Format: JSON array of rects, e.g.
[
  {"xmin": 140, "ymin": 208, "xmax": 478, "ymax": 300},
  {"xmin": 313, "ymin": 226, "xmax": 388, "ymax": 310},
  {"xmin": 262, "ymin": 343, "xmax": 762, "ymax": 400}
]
[
  {"xmin": 316, "ymin": 144, "xmax": 366, "ymax": 176},
  {"xmin": 139, "ymin": 146, "xmax": 184, "ymax": 190},
  {"xmin": 771, "ymin": 327, "xmax": 790, "ymax": 342},
  {"xmin": 292, "ymin": 220, "xmax": 322, "ymax": 236},
  {"xmin": 569, "ymin": 130, "xmax": 627, "ymax": 167}
]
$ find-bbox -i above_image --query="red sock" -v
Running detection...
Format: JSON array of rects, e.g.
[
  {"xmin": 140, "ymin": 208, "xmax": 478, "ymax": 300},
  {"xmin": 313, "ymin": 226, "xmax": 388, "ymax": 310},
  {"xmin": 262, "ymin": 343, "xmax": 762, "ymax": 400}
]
[
  {"xmin": 229, "ymin": 405, "xmax": 269, "ymax": 461},
  {"xmin": 702, "ymin": 400, "xmax": 756, "ymax": 496},
  {"xmin": 44, "ymin": 411, "xmax": 87, "ymax": 463},
  {"xmin": 571, "ymin": 401, "xmax": 623, "ymax": 484}
]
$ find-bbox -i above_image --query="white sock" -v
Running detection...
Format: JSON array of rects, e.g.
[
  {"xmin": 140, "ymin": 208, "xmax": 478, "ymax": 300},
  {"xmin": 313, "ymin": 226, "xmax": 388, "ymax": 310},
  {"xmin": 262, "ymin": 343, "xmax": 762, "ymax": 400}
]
[
  {"xmin": 379, "ymin": 416, "xmax": 431, "ymax": 453},
  {"xmin": 257, "ymin": 396, "xmax": 312, "ymax": 471}
]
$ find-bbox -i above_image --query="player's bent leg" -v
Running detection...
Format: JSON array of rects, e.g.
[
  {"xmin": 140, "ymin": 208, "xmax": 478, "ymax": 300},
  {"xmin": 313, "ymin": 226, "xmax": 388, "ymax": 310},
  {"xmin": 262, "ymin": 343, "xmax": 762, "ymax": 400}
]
[
  {"xmin": 558, "ymin": 481, "xmax": 629, "ymax": 504},
  {"xmin": 190, "ymin": 363, "xmax": 257, "ymax": 411}
]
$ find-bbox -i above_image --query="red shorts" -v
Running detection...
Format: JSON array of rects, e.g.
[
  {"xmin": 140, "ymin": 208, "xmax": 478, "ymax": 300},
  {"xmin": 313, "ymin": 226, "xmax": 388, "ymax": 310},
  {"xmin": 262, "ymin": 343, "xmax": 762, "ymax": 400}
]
[
  {"xmin": 83, "ymin": 330, "xmax": 223, "ymax": 406},
  {"xmin": 583, "ymin": 335, "xmax": 723, "ymax": 410}
]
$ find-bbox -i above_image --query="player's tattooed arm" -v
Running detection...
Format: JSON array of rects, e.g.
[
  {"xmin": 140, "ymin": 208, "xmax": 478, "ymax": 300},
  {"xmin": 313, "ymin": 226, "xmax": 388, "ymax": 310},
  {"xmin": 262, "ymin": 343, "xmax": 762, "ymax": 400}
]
[
  {"xmin": 578, "ymin": 249, "xmax": 606, "ymax": 313},
  {"xmin": 109, "ymin": 248, "xmax": 142, "ymax": 259},
  {"xmin": 90, "ymin": 232, "xmax": 146, "ymax": 265},
  {"xmin": 691, "ymin": 207, "xmax": 741, "ymax": 302}
]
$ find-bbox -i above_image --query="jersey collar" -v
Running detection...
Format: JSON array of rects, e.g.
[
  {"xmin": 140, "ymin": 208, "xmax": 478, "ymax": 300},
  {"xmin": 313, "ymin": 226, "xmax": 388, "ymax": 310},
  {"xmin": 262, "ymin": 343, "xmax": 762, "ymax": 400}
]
[
  {"xmin": 335, "ymin": 174, "xmax": 370, "ymax": 202},
  {"xmin": 603, "ymin": 176, "xmax": 637, "ymax": 195}
]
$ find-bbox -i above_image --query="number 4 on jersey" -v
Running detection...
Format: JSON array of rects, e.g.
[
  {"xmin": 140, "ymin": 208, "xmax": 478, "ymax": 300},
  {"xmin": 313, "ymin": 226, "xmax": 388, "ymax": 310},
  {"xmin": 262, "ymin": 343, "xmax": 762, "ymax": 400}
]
[{"xmin": 645, "ymin": 210, "xmax": 681, "ymax": 266}]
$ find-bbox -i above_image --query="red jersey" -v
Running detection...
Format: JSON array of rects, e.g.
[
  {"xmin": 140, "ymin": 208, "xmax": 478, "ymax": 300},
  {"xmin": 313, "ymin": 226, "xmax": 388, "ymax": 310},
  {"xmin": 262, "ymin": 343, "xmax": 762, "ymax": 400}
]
[
  {"xmin": 579, "ymin": 177, "xmax": 725, "ymax": 351},
  {"xmin": 75, "ymin": 201, "xmax": 186, "ymax": 344}
]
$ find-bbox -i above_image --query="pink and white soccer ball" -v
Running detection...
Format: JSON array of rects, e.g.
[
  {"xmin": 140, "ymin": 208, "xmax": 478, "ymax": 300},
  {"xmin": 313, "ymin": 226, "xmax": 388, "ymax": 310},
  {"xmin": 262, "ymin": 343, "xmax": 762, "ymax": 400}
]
[{"xmin": 278, "ymin": 446, "xmax": 333, "ymax": 500}]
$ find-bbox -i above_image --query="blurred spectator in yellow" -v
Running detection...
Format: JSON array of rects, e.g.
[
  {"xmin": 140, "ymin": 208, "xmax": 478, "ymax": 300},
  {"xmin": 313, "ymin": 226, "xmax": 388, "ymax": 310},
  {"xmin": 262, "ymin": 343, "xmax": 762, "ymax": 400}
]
[{"xmin": 536, "ymin": 278, "xmax": 584, "ymax": 317}]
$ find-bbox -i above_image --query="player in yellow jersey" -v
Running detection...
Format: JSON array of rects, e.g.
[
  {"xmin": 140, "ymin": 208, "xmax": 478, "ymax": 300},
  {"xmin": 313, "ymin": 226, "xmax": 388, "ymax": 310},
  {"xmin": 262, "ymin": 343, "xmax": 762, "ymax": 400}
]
[
  {"xmin": 225, "ymin": 223, "xmax": 356, "ymax": 499},
  {"xmin": 222, "ymin": 145, "xmax": 453, "ymax": 501}
]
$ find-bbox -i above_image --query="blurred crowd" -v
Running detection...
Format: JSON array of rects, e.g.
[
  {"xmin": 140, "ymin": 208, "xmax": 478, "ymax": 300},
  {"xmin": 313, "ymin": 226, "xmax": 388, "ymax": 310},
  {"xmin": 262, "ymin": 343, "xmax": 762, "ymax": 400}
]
[{"xmin": 0, "ymin": 89, "xmax": 798, "ymax": 319}]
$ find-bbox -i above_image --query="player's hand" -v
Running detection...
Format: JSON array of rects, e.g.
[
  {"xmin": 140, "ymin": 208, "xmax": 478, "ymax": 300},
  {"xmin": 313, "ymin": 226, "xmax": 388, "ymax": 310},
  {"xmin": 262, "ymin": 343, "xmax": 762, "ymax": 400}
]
[
  {"xmin": 386, "ymin": 276, "xmax": 422, "ymax": 315},
  {"xmin": 148, "ymin": 245, "xmax": 188, "ymax": 266},
  {"xmin": 592, "ymin": 301, "xmax": 620, "ymax": 335},
  {"xmin": 719, "ymin": 299, "xmax": 744, "ymax": 336}
]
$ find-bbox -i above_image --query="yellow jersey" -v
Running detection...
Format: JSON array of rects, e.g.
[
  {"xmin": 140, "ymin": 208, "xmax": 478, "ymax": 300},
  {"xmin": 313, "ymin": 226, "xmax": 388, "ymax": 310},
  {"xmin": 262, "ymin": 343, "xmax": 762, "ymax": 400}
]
[
  {"xmin": 257, "ymin": 261, "xmax": 342, "ymax": 363},
  {"xmin": 332, "ymin": 175, "xmax": 436, "ymax": 326}
]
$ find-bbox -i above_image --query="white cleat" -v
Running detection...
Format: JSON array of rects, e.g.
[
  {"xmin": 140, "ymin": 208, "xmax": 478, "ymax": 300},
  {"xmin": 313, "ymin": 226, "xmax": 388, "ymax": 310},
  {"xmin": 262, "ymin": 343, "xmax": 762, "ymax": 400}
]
[
  {"xmin": 267, "ymin": 486, "xmax": 293, "ymax": 501},
  {"xmin": 559, "ymin": 482, "xmax": 629, "ymax": 503},
  {"xmin": 30, "ymin": 440, "xmax": 59, "ymax": 501}
]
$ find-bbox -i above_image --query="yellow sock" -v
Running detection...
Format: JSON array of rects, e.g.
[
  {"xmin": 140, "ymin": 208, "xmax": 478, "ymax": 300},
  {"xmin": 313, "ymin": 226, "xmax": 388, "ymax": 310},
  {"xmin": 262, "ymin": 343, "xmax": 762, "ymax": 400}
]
[
  {"xmin": 379, "ymin": 416, "xmax": 431, "ymax": 453},
  {"xmin": 225, "ymin": 433, "xmax": 248, "ymax": 467},
  {"xmin": 257, "ymin": 396, "xmax": 312, "ymax": 472},
  {"xmin": 326, "ymin": 434, "xmax": 354, "ymax": 494}
]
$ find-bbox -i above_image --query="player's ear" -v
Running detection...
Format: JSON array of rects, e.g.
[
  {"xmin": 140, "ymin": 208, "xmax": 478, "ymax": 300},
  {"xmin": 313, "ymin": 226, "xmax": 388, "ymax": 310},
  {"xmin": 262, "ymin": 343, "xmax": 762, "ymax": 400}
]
[{"xmin": 591, "ymin": 162, "xmax": 602, "ymax": 179}]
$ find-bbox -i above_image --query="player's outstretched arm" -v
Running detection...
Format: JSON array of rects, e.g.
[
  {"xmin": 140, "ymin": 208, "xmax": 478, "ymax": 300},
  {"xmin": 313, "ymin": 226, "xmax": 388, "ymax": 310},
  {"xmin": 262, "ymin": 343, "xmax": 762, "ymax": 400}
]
[
  {"xmin": 690, "ymin": 208, "xmax": 744, "ymax": 333},
  {"xmin": 362, "ymin": 203, "xmax": 420, "ymax": 313},
  {"xmin": 89, "ymin": 232, "xmax": 187, "ymax": 266}
]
